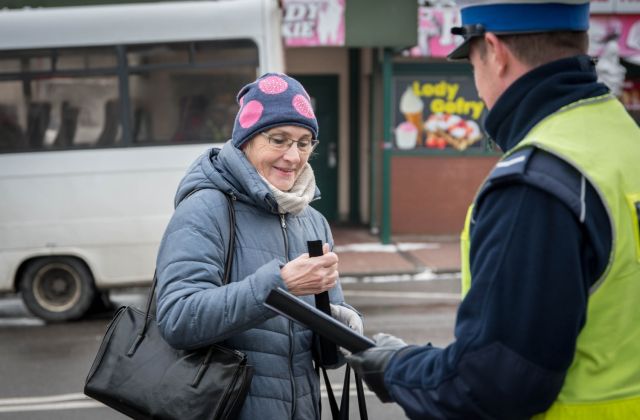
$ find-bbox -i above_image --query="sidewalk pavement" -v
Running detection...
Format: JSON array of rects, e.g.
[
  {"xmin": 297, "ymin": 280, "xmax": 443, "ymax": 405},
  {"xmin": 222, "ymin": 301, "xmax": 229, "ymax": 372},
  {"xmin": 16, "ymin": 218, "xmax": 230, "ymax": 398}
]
[{"xmin": 330, "ymin": 225, "xmax": 461, "ymax": 278}]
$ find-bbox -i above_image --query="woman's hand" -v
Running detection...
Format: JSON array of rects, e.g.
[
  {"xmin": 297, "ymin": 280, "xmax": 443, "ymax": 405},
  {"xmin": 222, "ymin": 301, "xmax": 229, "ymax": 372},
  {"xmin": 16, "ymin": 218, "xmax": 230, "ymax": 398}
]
[
  {"xmin": 280, "ymin": 243, "xmax": 339, "ymax": 296},
  {"xmin": 330, "ymin": 304, "xmax": 363, "ymax": 335}
]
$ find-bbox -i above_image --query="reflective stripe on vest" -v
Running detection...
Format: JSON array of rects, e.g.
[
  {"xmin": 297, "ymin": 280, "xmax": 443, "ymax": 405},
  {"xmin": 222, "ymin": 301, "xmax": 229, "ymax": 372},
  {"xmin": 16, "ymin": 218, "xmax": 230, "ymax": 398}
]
[{"xmin": 460, "ymin": 95, "xmax": 640, "ymax": 418}]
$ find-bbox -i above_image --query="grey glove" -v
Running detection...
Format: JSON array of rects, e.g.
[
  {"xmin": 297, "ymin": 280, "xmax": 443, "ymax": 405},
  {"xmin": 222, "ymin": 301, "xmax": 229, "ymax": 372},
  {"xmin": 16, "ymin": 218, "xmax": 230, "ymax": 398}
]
[
  {"xmin": 330, "ymin": 303, "xmax": 363, "ymax": 335},
  {"xmin": 345, "ymin": 333, "xmax": 408, "ymax": 403},
  {"xmin": 330, "ymin": 304, "xmax": 364, "ymax": 356}
]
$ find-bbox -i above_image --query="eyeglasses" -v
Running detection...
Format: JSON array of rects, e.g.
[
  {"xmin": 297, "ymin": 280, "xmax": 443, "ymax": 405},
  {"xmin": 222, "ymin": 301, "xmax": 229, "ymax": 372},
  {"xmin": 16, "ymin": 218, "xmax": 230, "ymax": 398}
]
[{"xmin": 261, "ymin": 132, "xmax": 319, "ymax": 154}]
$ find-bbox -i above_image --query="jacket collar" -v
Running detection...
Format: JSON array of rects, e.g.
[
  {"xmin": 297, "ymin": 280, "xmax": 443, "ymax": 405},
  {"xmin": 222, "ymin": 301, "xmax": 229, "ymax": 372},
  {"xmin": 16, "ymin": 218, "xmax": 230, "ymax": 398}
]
[{"xmin": 484, "ymin": 55, "xmax": 609, "ymax": 153}]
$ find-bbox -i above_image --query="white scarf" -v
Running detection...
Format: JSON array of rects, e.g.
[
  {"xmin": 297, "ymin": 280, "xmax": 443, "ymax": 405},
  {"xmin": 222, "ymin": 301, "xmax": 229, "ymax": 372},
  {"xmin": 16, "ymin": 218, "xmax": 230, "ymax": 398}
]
[{"xmin": 261, "ymin": 163, "xmax": 316, "ymax": 215}]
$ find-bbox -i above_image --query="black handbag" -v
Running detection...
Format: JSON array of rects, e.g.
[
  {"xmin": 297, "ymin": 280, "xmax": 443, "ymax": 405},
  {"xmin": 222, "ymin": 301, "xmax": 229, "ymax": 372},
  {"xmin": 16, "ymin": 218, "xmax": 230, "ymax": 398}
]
[{"xmin": 84, "ymin": 193, "xmax": 252, "ymax": 420}]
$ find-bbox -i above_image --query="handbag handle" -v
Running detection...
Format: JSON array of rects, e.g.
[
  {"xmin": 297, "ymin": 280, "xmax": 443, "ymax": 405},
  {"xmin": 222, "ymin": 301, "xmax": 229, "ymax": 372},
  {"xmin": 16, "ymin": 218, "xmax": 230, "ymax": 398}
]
[
  {"xmin": 129, "ymin": 192, "xmax": 236, "ymax": 354},
  {"xmin": 321, "ymin": 364, "xmax": 368, "ymax": 420}
]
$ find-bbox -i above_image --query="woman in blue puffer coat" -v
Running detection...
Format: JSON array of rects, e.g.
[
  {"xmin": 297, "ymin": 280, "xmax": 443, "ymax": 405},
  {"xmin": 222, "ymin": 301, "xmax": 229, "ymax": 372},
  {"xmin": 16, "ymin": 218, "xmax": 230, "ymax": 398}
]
[{"xmin": 155, "ymin": 73, "xmax": 362, "ymax": 419}]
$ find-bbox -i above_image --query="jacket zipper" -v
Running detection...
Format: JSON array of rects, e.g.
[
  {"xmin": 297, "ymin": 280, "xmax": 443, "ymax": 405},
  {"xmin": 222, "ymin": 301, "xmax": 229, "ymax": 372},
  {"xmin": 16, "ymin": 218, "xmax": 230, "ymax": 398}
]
[{"xmin": 280, "ymin": 213, "xmax": 296, "ymax": 419}]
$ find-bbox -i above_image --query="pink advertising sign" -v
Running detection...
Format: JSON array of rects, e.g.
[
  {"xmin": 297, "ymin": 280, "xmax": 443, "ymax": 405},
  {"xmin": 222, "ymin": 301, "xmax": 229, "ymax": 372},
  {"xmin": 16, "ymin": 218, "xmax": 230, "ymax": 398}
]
[
  {"xmin": 407, "ymin": 7, "xmax": 462, "ymax": 58},
  {"xmin": 282, "ymin": 0, "xmax": 345, "ymax": 47},
  {"xmin": 408, "ymin": 7, "xmax": 640, "ymax": 61},
  {"xmin": 590, "ymin": 14, "xmax": 640, "ymax": 62}
]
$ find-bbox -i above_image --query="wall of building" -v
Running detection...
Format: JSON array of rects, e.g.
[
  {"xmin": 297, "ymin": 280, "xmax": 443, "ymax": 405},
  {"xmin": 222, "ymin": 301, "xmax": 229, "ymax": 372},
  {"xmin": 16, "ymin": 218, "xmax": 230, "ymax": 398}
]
[{"xmin": 391, "ymin": 155, "xmax": 498, "ymax": 235}]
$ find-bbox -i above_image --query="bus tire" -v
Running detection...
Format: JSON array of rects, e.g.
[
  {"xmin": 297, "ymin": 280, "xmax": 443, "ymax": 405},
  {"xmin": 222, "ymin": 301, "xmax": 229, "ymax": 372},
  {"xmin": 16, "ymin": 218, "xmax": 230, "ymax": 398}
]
[{"xmin": 19, "ymin": 257, "xmax": 96, "ymax": 322}]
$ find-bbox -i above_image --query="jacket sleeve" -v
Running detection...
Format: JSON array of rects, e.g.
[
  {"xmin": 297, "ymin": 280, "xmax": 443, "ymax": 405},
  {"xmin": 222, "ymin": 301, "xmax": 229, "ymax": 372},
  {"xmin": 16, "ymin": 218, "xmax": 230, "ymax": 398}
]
[
  {"xmin": 155, "ymin": 191, "xmax": 286, "ymax": 350},
  {"xmin": 382, "ymin": 183, "xmax": 607, "ymax": 419}
]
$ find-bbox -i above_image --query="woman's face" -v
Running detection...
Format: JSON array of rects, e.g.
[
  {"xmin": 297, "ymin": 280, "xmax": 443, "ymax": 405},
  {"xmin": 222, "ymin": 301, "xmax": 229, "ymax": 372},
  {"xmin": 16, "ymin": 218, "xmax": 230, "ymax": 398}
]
[{"xmin": 243, "ymin": 125, "xmax": 314, "ymax": 191}]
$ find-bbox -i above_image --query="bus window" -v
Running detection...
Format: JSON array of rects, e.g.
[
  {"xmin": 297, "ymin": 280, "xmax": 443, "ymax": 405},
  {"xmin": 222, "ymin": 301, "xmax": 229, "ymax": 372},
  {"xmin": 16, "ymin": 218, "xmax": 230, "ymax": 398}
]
[
  {"xmin": 127, "ymin": 39, "xmax": 259, "ymax": 144},
  {"xmin": 0, "ymin": 39, "xmax": 260, "ymax": 153},
  {"xmin": 0, "ymin": 47, "xmax": 120, "ymax": 152}
]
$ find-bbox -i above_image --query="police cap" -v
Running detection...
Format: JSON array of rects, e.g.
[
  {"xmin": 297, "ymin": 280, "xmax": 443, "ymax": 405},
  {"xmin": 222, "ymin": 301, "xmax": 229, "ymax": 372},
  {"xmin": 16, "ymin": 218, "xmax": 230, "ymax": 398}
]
[{"xmin": 448, "ymin": 0, "xmax": 590, "ymax": 60}]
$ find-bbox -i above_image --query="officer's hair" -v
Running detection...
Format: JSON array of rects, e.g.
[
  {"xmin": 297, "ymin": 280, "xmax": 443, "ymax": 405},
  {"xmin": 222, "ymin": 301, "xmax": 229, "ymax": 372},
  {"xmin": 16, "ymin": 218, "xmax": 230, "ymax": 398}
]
[{"xmin": 473, "ymin": 31, "xmax": 588, "ymax": 68}]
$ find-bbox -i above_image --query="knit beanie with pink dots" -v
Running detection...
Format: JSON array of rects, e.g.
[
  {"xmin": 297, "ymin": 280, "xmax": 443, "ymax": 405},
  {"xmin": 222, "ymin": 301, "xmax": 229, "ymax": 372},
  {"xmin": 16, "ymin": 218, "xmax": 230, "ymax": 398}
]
[{"xmin": 231, "ymin": 73, "xmax": 318, "ymax": 149}]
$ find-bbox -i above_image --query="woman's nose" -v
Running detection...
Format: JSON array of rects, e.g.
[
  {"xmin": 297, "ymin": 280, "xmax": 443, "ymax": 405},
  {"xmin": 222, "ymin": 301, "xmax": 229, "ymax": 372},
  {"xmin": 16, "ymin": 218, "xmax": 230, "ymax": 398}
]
[{"xmin": 282, "ymin": 144, "xmax": 302, "ymax": 162}]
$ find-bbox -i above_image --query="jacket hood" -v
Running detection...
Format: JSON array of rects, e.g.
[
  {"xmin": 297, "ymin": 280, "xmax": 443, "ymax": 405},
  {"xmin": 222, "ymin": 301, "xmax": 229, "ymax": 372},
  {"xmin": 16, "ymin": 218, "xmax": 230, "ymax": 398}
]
[{"xmin": 174, "ymin": 140, "xmax": 320, "ymax": 213}]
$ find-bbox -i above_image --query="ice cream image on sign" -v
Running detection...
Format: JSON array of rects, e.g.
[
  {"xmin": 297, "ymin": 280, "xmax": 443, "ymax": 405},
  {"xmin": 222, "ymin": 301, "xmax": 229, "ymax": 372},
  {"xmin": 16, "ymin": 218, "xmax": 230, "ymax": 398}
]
[
  {"xmin": 399, "ymin": 87, "xmax": 424, "ymax": 147},
  {"xmin": 395, "ymin": 121, "xmax": 418, "ymax": 150}
]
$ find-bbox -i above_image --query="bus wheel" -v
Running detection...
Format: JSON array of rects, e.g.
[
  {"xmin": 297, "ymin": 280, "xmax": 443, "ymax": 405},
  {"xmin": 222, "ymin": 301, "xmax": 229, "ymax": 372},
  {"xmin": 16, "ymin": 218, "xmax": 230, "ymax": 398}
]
[{"xmin": 20, "ymin": 257, "xmax": 96, "ymax": 322}]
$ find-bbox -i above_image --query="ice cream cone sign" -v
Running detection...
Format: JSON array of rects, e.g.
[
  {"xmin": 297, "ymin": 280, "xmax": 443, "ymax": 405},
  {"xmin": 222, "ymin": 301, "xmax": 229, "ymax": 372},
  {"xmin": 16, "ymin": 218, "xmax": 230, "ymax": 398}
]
[{"xmin": 400, "ymin": 87, "xmax": 424, "ymax": 147}]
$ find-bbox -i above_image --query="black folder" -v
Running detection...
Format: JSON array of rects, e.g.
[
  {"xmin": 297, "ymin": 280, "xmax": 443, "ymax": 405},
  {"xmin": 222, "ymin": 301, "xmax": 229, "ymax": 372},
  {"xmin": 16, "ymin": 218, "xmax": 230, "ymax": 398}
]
[{"xmin": 265, "ymin": 287, "xmax": 376, "ymax": 353}]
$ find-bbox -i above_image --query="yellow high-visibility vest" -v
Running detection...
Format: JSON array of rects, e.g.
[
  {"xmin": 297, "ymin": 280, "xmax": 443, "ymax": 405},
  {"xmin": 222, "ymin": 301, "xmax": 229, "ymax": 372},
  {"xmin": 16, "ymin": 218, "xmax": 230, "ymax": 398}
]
[{"xmin": 460, "ymin": 95, "xmax": 640, "ymax": 418}]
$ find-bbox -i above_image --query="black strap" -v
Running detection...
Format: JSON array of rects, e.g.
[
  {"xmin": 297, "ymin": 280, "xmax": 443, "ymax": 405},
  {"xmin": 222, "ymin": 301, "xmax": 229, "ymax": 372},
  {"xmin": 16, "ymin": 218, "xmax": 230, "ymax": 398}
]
[
  {"xmin": 139, "ymin": 192, "xmax": 236, "ymax": 336},
  {"xmin": 354, "ymin": 372, "xmax": 368, "ymax": 420},
  {"xmin": 320, "ymin": 365, "xmax": 340, "ymax": 419},
  {"xmin": 319, "ymin": 364, "xmax": 368, "ymax": 420},
  {"xmin": 339, "ymin": 365, "xmax": 351, "ymax": 420}
]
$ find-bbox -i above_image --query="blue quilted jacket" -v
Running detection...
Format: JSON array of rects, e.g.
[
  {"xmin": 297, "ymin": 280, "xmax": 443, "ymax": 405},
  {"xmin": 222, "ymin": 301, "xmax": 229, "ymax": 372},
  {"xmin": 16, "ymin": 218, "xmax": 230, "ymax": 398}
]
[{"xmin": 155, "ymin": 141, "xmax": 348, "ymax": 419}]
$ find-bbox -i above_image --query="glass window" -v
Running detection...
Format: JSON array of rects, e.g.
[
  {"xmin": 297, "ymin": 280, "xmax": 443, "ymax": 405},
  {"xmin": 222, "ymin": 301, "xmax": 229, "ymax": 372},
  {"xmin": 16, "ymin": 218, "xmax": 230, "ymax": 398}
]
[
  {"xmin": 0, "ymin": 47, "xmax": 120, "ymax": 153},
  {"xmin": 0, "ymin": 47, "xmax": 117, "ymax": 75},
  {"xmin": 0, "ymin": 39, "xmax": 259, "ymax": 152},
  {"xmin": 0, "ymin": 51, "xmax": 52, "ymax": 75},
  {"xmin": 56, "ymin": 47, "xmax": 118, "ymax": 71},
  {"xmin": 127, "ymin": 43, "xmax": 190, "ymax": 67},
  {"xmin": 128, "ymin": 40, "xmax": 259, "ymax": 144},
  {"xmin": 0, "ymin": 76, "xmax": 120, "ymax": 152}
]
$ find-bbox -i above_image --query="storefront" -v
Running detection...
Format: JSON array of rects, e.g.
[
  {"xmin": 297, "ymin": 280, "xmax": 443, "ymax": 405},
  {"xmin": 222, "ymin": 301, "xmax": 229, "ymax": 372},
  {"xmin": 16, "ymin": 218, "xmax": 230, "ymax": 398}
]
[
  {"xmin": 279, "ymin": 1, "xmax": 499, "ymax": 240},
  {"xmin": 280, "ymin": 0, "xmax": 418, "ymax": 229},
  {"xmin": 373, "ymin": 5, "xmax": 498, "ymax": 242},
  {"xmin": 280, "ymin": 1, "xmax": 640, "ymax": 240},
  {"xmin": 382, "ymin": 58, "xmax": 498, "ymax": 239}
]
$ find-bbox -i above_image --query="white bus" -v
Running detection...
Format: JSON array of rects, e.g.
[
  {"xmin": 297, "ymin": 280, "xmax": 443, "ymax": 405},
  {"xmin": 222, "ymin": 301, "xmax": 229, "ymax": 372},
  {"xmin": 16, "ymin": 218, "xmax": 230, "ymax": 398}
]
[{"xmin": 0, "ymin": 0, "xmax": 284, "ymax": 321}]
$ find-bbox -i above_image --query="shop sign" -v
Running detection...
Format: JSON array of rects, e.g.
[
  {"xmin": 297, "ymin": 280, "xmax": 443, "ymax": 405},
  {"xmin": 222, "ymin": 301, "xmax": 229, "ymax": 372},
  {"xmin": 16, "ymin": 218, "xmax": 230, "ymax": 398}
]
[
  {"xmin": 281, "ymin": 0, "xmax": 345, "ymax": 47},
  {"xmin": 407, "ymin": 6, "xmax": 640, "ymax": 59},
  {"xmin": 406, "ymin": 7, "xmax": 462, "ymax": 58},
  {"xmin": 393, "ymin": 76, "xmax": 487, "ymax": 151},
  {"xmin": 590, "ymin": 14, "xmax": 640, "ymax": 62}
]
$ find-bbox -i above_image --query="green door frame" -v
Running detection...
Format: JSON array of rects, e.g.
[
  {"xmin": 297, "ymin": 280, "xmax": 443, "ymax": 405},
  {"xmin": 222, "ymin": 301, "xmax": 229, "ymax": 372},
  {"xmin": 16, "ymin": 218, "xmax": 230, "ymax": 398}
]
[{"xmin": 381, "ymin": 48, "xmax": 393, "ymax": 244}]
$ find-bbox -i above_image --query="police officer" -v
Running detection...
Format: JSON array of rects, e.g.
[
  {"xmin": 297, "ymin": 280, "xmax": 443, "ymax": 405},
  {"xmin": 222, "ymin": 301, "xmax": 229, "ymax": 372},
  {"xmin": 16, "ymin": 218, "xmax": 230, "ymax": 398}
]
[{"xmin": 347, "ymin": 1, "xmax": 640, "ymax": 418}]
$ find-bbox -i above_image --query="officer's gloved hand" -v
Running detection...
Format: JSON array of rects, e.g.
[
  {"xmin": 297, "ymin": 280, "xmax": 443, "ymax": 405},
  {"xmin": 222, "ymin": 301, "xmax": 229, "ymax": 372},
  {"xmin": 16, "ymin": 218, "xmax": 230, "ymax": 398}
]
[{"xmin": 345, "ymin": 333, "xmax": 408, "ymax": 403}]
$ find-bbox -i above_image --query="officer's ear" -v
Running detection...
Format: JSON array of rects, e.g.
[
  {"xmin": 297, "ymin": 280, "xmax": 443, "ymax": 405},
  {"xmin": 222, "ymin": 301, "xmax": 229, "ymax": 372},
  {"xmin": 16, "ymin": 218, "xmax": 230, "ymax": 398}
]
[{"xmin": 484, "ymin": 33, "xmax": 509, "ymax": 77}]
